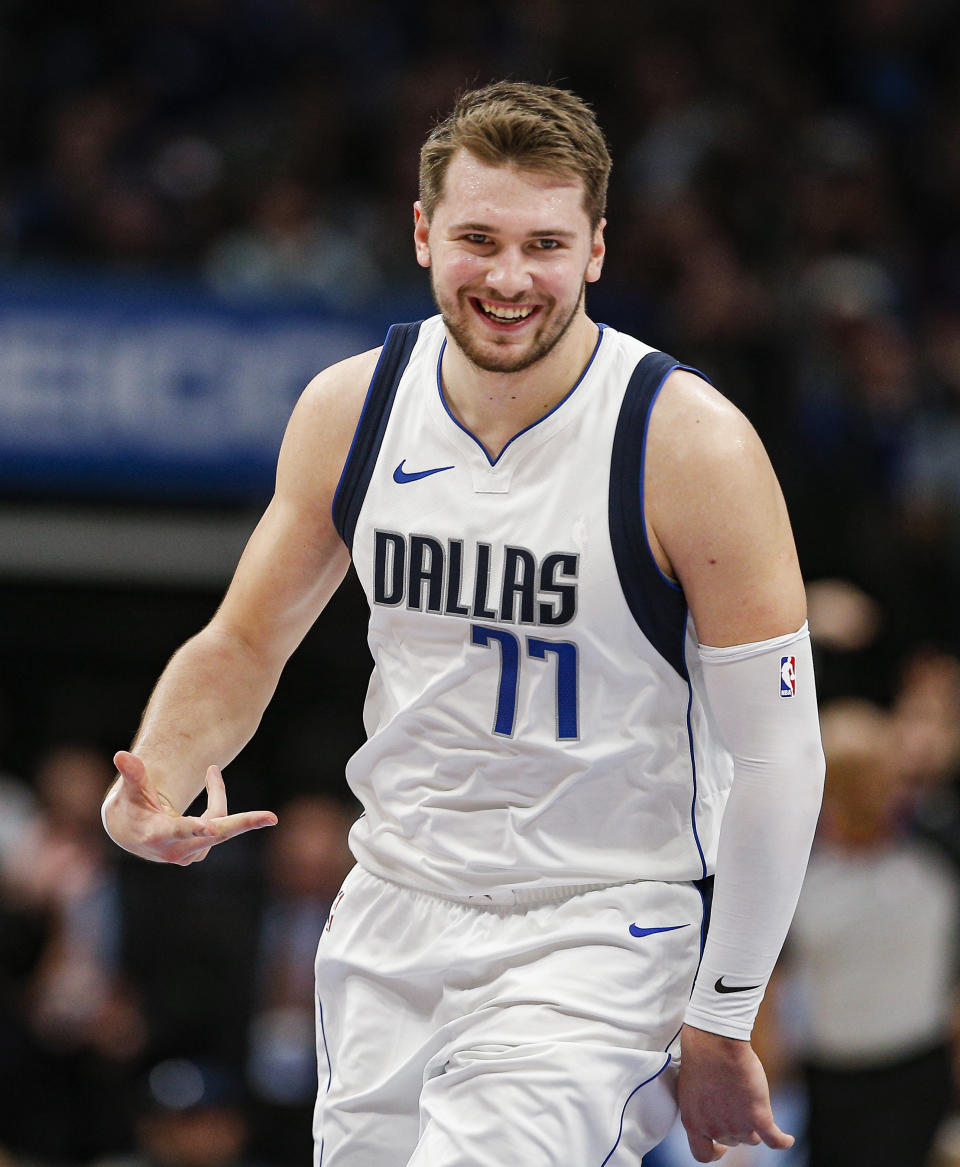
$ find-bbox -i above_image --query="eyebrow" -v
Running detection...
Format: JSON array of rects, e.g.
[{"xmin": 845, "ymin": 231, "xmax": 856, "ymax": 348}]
[{"xmin": 449, "ymin": 222, "xmax": 578, "ymax": 238}]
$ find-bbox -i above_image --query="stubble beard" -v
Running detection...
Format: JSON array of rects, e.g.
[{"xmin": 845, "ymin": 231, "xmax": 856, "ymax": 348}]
[{"xmin": 432, "ymin": 276, "xmax": 586, "ymax": 375}]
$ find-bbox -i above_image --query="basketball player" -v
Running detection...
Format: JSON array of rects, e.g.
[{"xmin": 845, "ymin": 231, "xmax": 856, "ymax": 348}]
[{"xmin": 102, "ymin": 82, "xmax": 825, "ymax": 1165}]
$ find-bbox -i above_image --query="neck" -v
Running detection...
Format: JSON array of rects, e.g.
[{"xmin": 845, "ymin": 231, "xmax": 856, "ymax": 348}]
[{"xmin": 440, "ymin": 313, "xmax": 599, "ymax": 459}]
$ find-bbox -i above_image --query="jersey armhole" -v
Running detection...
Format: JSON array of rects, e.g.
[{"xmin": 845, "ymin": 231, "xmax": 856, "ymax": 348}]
[
  {"xmin": 608, "ymin": 352, "xmax": 709, "ymax": 679},
  {"xmin": 332, "ymin": 321, "xmax": 423, "ymax": 552}
]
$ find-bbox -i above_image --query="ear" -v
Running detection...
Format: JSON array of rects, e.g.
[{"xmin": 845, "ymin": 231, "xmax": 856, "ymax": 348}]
[
  {"xmin": 413, "ymin": 202, "xmax": 431, "ymax": 269},
  {"xmin": 585, "ymin": 217, "xmax": 606, "ymax": 284}
]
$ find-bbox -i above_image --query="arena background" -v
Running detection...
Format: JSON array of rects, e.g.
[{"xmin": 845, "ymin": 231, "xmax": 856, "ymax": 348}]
[{"xmin": 2, "ymin": 2, "xmax": 960, "ymax": 1164}]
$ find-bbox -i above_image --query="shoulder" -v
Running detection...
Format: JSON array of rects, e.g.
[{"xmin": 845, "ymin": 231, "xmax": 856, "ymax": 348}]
[
  {"xmin": 275, "ymin": 346, "xmax": 382, "ymax": 507},
  {"xmin": 647, "ymin": 368, "xmax": 765, "ymax": 480},
  {"xmin": 295, "ymin": 346, "xmax": 383, "ymax": 431},
  {"xmin": 290, "ymin": 315, "xmax": 437, "ymax": 440},
  {"xmin": 644, "ymin": 367, "xmax": 773, "ymax": 560},
  {"xmin": 644, "ymin": 369, "xmax": 806, "ymax": 643}
]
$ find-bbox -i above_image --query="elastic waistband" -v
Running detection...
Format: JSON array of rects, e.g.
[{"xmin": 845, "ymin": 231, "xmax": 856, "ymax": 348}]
[
  {"xmin": 364, "ymin": 867, "xmax": 639, "ymax": 909},
  {"xmin": 461, "ymin": 881, "xmax": 620, "ymax": 907}
]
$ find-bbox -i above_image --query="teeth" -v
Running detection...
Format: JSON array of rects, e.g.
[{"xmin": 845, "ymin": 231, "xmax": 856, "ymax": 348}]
[{"xmin": 480, "ymin": 301, "xmax": 534, "ymax": 320}]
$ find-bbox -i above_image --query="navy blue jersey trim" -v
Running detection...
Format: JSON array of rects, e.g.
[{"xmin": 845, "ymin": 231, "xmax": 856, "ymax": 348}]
[
  {"xmin": 686, "ymin": 684, "xmax": 708, "ymax": 880},
  {"xmin": 316, "ymin": 995, "xmax": 332, "ymax": 1165},
  {"xmin": 665, "ymin": 873, "xmax": 715, "ymax": 1051},
  {"xmin": 609, "ymin": 351, "xmax": 693, "ymax": 679},
  {"xmin": 332, "ymin": 321, "xmax": 423, "ymax": 552},
  {"xmin": 687, "ymin": 875, "xmax": 715, "ymax": 1002},
  {"xmin": 600, "ymin": 1054, "xmax": 672, "ymax": 1166},
  {"xmin": 694, "ymin": 874, "xmax": 715, "ymax": 953}
]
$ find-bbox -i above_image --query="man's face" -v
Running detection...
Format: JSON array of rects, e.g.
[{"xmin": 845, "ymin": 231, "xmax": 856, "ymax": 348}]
[{"xmin": 414, "ymin": 150, "xmax": 605, "ymax": 375}]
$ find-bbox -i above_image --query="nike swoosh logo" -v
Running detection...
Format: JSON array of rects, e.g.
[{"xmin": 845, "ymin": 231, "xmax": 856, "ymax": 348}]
[
  {"xmin": 628, "ymin": 923, "xmax": 689, "ymax": 938},
  {"xmin": 714, "ymin": 977, "xmax": 762, "ymax": 994},
  {"xmin": 393, "ymin": 460, "xmax": 455, "ymax": 484}
]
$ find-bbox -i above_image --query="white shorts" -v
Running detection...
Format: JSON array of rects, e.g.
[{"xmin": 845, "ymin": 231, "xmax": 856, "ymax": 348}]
[{"xmin": 313, "ymin": 866, "xmax": 707, "ymax": 1167}]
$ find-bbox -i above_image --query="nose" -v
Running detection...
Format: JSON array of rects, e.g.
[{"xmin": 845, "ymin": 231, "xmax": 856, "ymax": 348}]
[{"xmin": 484, "ymin": 248, "xmax": 533, "ymax": 299}]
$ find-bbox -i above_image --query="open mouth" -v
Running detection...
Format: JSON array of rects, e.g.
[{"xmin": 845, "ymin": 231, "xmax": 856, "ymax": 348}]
[{"xmin": 471, "ymin": 298, "xmax": 541, "ymax": 328}]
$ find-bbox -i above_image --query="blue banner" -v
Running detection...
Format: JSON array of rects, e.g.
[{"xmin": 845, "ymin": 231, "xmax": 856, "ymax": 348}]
[{"xmin": 0, "ymin": 271, "xmax": 404, "ymax": 502}]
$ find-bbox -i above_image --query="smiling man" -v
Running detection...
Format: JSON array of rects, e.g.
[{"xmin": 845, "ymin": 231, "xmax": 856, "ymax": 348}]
[{"xmin": 102, "ymin": 82, "xmax": 824, "ymax": 1166}]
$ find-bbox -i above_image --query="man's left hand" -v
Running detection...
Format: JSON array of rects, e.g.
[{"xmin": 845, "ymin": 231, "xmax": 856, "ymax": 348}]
[{"xmin": 677, "ymin": 1023, "xmax": 794, "ymax": 1163}]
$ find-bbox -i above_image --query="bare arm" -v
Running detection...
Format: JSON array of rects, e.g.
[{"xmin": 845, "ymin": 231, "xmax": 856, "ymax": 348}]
[
  {"xmin": 103, "ymin": 347, "xmax": 380, "ymax": 864},
  {"xmin": 646, "ymin": 372, "xmax": 819, "ymax": 1161},
  {"xmin": 645, "ymin": 371, "xmax": 806, "ymax": 646}
]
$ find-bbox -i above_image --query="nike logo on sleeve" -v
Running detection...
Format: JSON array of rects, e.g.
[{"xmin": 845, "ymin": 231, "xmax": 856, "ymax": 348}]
[{"xmin": 714, "ymin": 977, "xmax": 762, "ymax": 994}]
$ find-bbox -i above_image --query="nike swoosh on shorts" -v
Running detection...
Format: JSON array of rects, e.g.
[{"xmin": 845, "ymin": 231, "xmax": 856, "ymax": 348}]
[{"xmin": 628, "ymin": 923, "xmax": 689, "ymax": 938}]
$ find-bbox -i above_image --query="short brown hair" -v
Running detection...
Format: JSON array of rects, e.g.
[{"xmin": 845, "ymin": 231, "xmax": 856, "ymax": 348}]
[{"xmin": 419, "ymin": 81, "xmax": 611, "ymax": 230}]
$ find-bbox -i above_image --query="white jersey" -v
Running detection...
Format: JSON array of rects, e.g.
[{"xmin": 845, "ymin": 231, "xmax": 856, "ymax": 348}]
[{"xmin": 332, "ymin": 314, "xmax": 733, "ymax": 898}]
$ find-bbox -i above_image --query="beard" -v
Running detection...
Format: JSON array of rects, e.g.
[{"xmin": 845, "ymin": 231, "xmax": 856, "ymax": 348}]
[{"xmin": 431, "ymin": 275, "xmax": 586, "ymax": 375}]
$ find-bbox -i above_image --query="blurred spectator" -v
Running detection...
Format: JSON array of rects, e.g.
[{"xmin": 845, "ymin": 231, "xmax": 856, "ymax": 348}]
[
  {"xmin": 0, "ymin": 697, "xmax": 39, "ymax": 875},
  {"xmin": 788, "ymin": 699, "xmax": 959, "ymax": 1167},
  {"xmin": 899, "ymin": 649, "xmax": 960, "ymax": 875},
  {"xmin": 902, "ymin": 310, "xmax": 960, "ymax": 575},
  {"xmin": 0, "ymin": 742, "xmax": 147, "ymax": 1161},
  {"xmin": 784, "ymin": 301, "xmax": 919, "ymax": 580},
  {"xmin": 246, "ymin": 795, "xmax": 355, "ymax": 1165},
  {"xmin": 120, "ymin": 799, "xmax": 263, "ymax": 1074},
  {"xmin": 93, "ymin": 1056, "xmax": 262, "ymax": 1167},
  {"xmin": 805, "ymin": 576, "xmax": 896, "ymax": 705},
  {"xmin": 202, "ymin": 177, "xmax": 384, "ymax": 307},
  {"xmin": 896, "ymin": 649, "xmax": 960, "ymax": 793},
  {"xmin": 0, "ymin": 771, "xmax": 37, "ymax": 876}
]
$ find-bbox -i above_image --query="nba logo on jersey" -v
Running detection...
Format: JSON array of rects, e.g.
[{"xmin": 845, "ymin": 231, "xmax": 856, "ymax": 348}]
[{"xmin": 780, "ymin": 655, "xmax": 796, "ymax": 698}]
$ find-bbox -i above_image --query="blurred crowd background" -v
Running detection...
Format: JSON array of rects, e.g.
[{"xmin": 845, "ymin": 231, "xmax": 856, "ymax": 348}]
[{"xmin": 3, "ymin": 0, "xmax": 960, "ymax": 1164}]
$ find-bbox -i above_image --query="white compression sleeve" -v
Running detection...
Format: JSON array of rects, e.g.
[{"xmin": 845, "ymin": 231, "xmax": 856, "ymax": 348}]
[{"xmin": 684, "ymin": 623, "xmax": 825, "ymax": 1040}]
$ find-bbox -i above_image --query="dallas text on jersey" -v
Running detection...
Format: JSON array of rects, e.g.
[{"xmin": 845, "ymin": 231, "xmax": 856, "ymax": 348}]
[{"xmin": 372, "ymin": 530, "xmax": 580, "ymax": 626}]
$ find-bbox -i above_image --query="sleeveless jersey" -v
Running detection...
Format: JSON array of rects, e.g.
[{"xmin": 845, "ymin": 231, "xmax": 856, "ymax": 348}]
[{"xmin": 332, "ymin": 315, "xmax": 733, "ymax": 898}]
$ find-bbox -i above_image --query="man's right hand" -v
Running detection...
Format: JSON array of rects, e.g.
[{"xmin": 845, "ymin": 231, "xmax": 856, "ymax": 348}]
[{"xmin": 103, "ymin": 750, "xmax": 277, "ymax": 865}]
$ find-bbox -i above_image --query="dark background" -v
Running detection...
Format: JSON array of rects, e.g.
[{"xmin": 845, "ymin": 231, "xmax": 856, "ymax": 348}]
[{"xmin": 3, "ymin": 1, "xmax": 960, "ymax": 1163}]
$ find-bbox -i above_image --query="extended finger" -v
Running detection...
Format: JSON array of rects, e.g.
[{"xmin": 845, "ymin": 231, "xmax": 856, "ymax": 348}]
[
  {"xmin": 202, "ymin": 765, "xmax": 228, "ymax": 820},
  {"xmin": 202, "ymin": 809, "xmax": 278, "ymax": 844},
  {"xmin": 759, "ymin": 1124, "xmax": 794, "ymax": 1151},
  {"xmin": 161, "ymin": 814, "xmax": 219, "ymax": 843}
]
